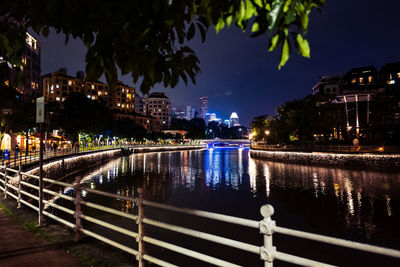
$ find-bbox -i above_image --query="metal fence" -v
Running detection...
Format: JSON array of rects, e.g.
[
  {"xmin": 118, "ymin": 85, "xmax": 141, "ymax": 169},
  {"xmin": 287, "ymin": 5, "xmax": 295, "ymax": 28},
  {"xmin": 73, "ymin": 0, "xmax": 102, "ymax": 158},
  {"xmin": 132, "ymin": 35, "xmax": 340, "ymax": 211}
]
[
  {"xmin": 0, "ymin": 165, "xmax": 399, "ymax": 266},
  {"xmin": 251, "ymin": 143, "xmax": 400, "ymax": 154}
]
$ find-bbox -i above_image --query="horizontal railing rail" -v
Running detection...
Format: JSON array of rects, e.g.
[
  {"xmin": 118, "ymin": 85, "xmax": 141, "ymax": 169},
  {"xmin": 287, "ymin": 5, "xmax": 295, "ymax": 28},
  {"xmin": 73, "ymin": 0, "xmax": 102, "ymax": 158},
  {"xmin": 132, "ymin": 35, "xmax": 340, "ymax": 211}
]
[{"xmin": 0, "ymin": 165, "xmax": 399, "ymax": 266}]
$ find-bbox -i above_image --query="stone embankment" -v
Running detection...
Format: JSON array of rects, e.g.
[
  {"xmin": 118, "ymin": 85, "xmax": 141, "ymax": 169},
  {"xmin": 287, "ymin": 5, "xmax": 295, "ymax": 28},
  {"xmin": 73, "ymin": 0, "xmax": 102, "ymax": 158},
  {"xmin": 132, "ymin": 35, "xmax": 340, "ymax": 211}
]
[
  {"xmin": 26, "ymin": 149, "xmax": 122, "ymax": 180},
  {"xmin": 250, "ymin": 149, "xmax": 400, "ymax": 171},
  {"xmin": 23, "ymin": 145, "xmax": 205, "ymax": 181}
]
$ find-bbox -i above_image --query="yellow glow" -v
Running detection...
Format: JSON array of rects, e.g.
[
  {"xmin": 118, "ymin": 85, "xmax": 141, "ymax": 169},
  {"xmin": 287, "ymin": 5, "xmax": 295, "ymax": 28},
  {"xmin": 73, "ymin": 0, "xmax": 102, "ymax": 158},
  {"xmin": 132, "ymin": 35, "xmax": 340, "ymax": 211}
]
[
  {"xmin": 91, "ymin": 84, "xmax": 95, "ymax": 89},
  {"xmin": 265, "ymin": 130, "xmax": 270, "ymax": 135},
  {"xmin": 127, "ymin": 93, "xmax": 132, "ymax": 100}
]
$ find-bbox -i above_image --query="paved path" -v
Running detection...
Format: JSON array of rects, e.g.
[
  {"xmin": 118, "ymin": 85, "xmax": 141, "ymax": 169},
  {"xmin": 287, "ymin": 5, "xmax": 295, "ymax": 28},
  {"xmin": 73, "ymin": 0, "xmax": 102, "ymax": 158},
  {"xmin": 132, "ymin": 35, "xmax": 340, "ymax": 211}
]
[{"xmin": 0, "ymin": 210, "xmax": 86, "ymax": 267}]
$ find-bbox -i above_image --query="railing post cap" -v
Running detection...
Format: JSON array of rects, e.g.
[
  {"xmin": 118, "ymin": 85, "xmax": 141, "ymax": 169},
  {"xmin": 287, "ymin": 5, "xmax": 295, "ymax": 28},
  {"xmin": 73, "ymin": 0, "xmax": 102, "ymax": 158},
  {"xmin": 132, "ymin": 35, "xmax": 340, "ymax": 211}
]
[{"xmin": 260, "ymin": 204, "xmax": 274, "ymax": 218}]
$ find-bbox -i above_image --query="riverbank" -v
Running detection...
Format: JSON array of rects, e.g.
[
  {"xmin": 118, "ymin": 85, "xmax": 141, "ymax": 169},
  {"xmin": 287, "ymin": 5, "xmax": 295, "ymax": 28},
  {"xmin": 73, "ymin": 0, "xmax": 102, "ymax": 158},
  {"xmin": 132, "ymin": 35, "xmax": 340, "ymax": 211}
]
[{"xmin": 250, "ymin": 149, "xmax": 400, "ymax": 170}]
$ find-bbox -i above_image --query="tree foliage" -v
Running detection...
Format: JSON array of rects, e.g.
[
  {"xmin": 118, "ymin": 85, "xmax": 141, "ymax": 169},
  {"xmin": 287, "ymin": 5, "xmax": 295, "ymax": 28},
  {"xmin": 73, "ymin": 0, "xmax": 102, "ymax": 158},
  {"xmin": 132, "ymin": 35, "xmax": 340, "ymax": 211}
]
[
  {"xmin": 0, "ymin": 0, "xmax": 325, "ymax": 94},
  {"xmin": 251, "ymin": 94, "xmax": 346, "ymax": 143}
]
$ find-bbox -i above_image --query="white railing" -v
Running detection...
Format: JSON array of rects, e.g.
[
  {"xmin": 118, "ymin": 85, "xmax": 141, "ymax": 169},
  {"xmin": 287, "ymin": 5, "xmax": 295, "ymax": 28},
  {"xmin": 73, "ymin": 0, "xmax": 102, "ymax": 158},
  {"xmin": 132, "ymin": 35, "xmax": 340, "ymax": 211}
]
[{"xmin": 0, "ymin": 165, "xmax": 399, "ymax": 266}]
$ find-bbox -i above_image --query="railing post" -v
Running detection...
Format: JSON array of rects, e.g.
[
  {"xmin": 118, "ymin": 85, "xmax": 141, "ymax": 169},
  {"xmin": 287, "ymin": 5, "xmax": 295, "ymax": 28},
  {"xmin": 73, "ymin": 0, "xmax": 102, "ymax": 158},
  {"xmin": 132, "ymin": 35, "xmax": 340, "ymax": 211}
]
[
  {"xmin": 3, "ymin": 164, "xmax": 8, "ymax": 199},
  {"xmin": 136, "ymin": 187, "xmax": 145, "ymax": 267},
  {"xmin": 260, "ymin": 204, "xmax": 276, "ymax": 267},
  {"xmin": 17, "ymin": 165, "xmax": 22, "ymax": 208},
  {"xmin": 74, "ymin": 176, "xmax": 83, "ymax": 241}
]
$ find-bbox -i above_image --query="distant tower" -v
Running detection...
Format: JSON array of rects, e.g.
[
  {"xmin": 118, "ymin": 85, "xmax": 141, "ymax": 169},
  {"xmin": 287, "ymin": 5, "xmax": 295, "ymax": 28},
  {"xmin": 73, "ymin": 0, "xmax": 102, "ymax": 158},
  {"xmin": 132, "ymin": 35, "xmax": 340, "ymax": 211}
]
[
  {"xmin": 199, "ymin": 96, "xmax": 208, "ymax": 119},
  {"xmin": 230, "ymin": 112, "xmax": 240, "ymax": 126}
]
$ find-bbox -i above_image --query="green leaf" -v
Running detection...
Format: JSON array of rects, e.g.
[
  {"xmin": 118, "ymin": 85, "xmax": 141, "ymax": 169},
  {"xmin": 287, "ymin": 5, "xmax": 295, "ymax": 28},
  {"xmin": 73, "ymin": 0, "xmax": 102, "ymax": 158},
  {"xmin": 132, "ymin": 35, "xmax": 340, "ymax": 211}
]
[
  {"xmin": 283, "ymin": 0, "xmax": 292, "ymax": 12},
  {"xmin": 239, "ymin": 0, "xmax": 246, "ymax": 20},
  {"xmin": 268, "ymin": 34, "xmax": 279, "ymax": 51},
  {"xmin": 295, "ymin": 34, "xmax": 310, "ymax": 58},
  {"xmin": 251, "ymin": 22, "xmax": 260, "ymax": 32},
  {"xmin": 254, "ymin": 0, "xmax": 262, "ymax": 8},
  {"xmin": 268, "ymin": 0, "xmax": 284, "ymax": 31},
  {"xmin": 215, "ymin": 18, "xmax": 225, "ymax": 33},
  {"xmin": 278, "ymin": 38, "xmax": 289, "ymax": 69},
  {"xmin": 245, "ymin": 0, "xmax": 256, "ymax": 19},
  {"xmin": 187, "ymin": 23, "xmax": 195, "ymax": 41},
  {"xmin": 226, "ymin": 15, "xmax": 233, "ymax": 27}
]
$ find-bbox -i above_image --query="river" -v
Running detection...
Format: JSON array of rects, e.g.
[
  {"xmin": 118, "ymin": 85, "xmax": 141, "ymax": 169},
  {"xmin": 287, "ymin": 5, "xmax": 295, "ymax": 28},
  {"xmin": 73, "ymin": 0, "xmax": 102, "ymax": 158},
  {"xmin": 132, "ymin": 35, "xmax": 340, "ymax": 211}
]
[{"xmin": 73, "ymin": 147, "xmax": 400, "ymax": 266}]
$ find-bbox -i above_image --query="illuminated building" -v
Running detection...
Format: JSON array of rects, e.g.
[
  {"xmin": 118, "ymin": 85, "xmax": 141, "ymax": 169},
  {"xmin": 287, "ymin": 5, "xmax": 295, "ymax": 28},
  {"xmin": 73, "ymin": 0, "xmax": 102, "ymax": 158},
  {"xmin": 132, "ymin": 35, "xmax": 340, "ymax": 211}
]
[
  {"xmin": 6, "ymin": 32, "xmax": 41, "ymax": 98},
  {"xmin": 142, "ymin": 92, "xmax": 171, "ymax": 128},
  {"xmin": 209, "ymin": 113, "xmax": 217, "ymax": 121},
  {"xmin": 230, "ymin": 112, "xmax": 240, "ymax": 127},
  {"xmin": 42, "ymin": 68, "xmax": 136, "ymax": 113},
  {"xmin": 312, "ymin": 62, "xmax": 400, "ymax": 139},
  {"xmin": 199, "ymin": 96, "xmax": 208, "ymax": 119}
]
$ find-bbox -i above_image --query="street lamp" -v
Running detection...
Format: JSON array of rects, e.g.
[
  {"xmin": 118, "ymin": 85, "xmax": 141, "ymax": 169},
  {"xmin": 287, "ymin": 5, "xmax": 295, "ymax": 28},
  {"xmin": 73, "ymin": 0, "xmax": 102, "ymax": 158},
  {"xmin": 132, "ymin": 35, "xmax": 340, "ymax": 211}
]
[{"xmin": 238, "ymin": 128, "xmax": 243, "ymax": 139}]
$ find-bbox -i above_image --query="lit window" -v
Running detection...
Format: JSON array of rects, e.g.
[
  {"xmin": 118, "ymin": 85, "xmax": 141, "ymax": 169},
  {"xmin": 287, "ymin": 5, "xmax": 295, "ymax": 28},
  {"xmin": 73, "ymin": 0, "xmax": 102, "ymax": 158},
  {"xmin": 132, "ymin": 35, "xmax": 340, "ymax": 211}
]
[
  {"xmin": 368, "ymin": 76, "xmax": 372, "ymax": 83},
  {"xmin": 397, "ymin": 72, "xmax": 400, "ymax": 78},
  {"xmin": 56, "ymin": 84, "xmax": 60, "ymax": 88},
  {"xmin": 98, "ymin": 91, "xmax": 102, "ymax": 95},
  {"xmin": 105, "ymin": 92, "xmax": 108, "ymax": 95},
  {"xmin": 117, "ymin": 103, "xmax": 121, "ymax": 107},
  {"xmin": 159, "ymin": 109, "xmax": 161, "ymax": 111},
  {"xmin": 351, "ymin": 78, "xmax": 356, "ymax": 84},
  {"xmin": 359, "ymin": 77, "xmax": 363, "ymax": 84},
  {"xmin": 87, "ymin": 95, "xmax": 91, "ymax": 98},
  {"xmin": 127, "ymin": 94, "xmax": 131, "ymax": 99},
  {"xmin": 163, "ymin": 121, "xmax": 166, "ymax": 124},
  {"xmin": 91, "ymin": 84, "xmax": 95, "ymax": 89},
  {"xmin": 68, "ymin": 80, "xmax": 72, "ymax": 86},
  {"xmin": 122, "ymin": 88, "xmax": 125, "ymax": 93},
  {"xmin": 122, "ymin": 104, "xmax": 125, "ymax": 108},
  {"xmin": 91, "ymin": 96, "xmax": 96, "ymax": 100},
  {"xmin": 56, "ymin": 97, "xmax": 61, "ymax": 101},
  {"xmin": 388, "ymin": 80, "xmax": 396, "ymax": 85},
  {"xmin": 62, "ymin": 97, "xmax": 66, "ymax": 102},
  {"xmin": 389, "ymin": 74, "xmax": 393, "ymax": 79}
]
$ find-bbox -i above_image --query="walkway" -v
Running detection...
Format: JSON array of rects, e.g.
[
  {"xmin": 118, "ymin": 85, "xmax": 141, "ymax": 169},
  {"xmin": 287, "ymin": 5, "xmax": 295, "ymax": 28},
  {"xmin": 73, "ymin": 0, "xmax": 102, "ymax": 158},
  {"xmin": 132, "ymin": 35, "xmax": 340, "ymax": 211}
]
[{"xmin": 0, "ymin": 210, "xmax": 86, "ymax": 267}]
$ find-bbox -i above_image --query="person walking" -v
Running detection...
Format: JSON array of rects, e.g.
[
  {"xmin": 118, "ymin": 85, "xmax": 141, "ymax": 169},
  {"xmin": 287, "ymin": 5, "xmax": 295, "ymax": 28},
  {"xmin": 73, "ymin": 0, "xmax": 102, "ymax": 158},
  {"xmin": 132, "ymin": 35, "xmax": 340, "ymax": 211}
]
[{"xmin": 15, "ymin": 144, "xmax": 20, "ymax": 159}]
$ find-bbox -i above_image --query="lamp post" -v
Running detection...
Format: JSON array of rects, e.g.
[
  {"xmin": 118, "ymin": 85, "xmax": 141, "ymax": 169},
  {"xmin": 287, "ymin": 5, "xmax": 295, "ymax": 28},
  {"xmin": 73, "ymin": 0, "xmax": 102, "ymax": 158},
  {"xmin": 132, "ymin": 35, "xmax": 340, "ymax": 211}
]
[
  {"xmin": 265, "ymin": 130, "xmax": 270, "ymax": 145},
  {"xmin": 239, "ymin": 128, "xmax": 243, "ymax": 139}
]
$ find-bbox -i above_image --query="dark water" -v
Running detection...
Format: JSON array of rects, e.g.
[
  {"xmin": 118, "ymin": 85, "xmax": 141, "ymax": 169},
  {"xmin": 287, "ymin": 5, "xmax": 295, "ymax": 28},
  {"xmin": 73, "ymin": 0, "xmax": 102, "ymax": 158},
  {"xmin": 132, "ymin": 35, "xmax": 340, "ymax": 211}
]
[{"xmin": 74, "ymin": 148, "xmax": 400, "ymax": 266}]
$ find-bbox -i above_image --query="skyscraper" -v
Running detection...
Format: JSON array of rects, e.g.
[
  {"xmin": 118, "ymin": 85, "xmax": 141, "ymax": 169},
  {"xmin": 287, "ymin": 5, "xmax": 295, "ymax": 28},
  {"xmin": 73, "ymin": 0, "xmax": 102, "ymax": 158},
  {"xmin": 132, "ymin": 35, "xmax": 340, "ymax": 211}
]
[
  {"xmin": 230, "ymin": 112, "xmax": 240, "ymax": 126},
  {"xmin": 199, "ymin": 96, "xmax": 208, "ymax": 119}
]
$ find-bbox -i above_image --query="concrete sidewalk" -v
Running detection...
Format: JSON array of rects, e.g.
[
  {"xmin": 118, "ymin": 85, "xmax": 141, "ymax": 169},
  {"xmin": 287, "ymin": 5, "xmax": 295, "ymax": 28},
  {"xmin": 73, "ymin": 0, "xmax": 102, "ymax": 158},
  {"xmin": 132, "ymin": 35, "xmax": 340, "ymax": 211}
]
[{"xmin": 0, "ymin": 210, "xmax": 86, "ymax": 267}]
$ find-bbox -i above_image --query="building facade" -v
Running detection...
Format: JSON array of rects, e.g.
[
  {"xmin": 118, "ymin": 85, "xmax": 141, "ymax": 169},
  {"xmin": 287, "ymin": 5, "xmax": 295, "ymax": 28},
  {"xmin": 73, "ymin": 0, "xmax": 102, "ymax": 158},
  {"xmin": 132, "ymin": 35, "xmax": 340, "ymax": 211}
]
[
  {"xmin": 142, "ymin": 92, "xmax": 171, "ymax": 128},
  {"xmin": 230, "ymin": 112, "xmax": 240, "ymax": 127},
  {"xmin": 42, "ymin": 68, "xmax": 137, "ymax": 113},
  {"xmin": 313, "ymin": 62, "xmax": 400, "ymax": 139},
  {"xmin": 5, "ymin": 32, "xmax": 41, "ymax": 98},
  {"xmin": 199, "ymin": 96, "xmax": 208, "ymax": 119}
]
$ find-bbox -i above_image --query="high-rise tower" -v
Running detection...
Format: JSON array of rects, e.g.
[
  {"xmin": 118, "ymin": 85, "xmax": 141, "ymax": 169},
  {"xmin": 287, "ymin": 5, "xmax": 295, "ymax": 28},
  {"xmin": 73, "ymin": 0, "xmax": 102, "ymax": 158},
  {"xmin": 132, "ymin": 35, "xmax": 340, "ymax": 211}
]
[{"xmin": 199, "ymin": 96, "xmax": 208, "ymax": 119}]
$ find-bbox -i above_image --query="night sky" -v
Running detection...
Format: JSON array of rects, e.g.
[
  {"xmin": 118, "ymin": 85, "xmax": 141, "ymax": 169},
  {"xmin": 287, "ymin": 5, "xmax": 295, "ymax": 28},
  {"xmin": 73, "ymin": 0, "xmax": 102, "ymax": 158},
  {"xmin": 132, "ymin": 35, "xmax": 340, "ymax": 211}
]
[{"xmin": 37, "ymin": 0, "xmax": 400, "ymax": 126}]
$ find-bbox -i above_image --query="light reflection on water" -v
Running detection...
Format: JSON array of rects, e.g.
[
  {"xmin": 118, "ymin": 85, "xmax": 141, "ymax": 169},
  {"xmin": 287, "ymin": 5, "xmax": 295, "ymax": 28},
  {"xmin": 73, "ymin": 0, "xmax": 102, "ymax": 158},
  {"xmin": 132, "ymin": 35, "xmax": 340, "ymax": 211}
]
[{"xmin": 81, "ymin": 148, "xmax": 400, "ymax": 249}]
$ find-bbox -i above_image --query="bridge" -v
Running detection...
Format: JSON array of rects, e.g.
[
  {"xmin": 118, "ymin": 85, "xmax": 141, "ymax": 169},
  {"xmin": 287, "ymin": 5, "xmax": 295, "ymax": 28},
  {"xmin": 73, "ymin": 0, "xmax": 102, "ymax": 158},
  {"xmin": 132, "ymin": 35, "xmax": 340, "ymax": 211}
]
[{"xmin": 198, "ymin": 139, "xmax": 250, "ymax": 148}]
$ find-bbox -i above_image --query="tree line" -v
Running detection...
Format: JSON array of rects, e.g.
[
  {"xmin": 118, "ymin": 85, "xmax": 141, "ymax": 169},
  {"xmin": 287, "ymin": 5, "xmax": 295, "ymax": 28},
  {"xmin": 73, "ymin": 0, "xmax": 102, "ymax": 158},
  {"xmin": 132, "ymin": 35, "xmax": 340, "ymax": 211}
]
[{"xmin": 251, "ymin": 93, "xmax": 400, "ymax": 145}]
